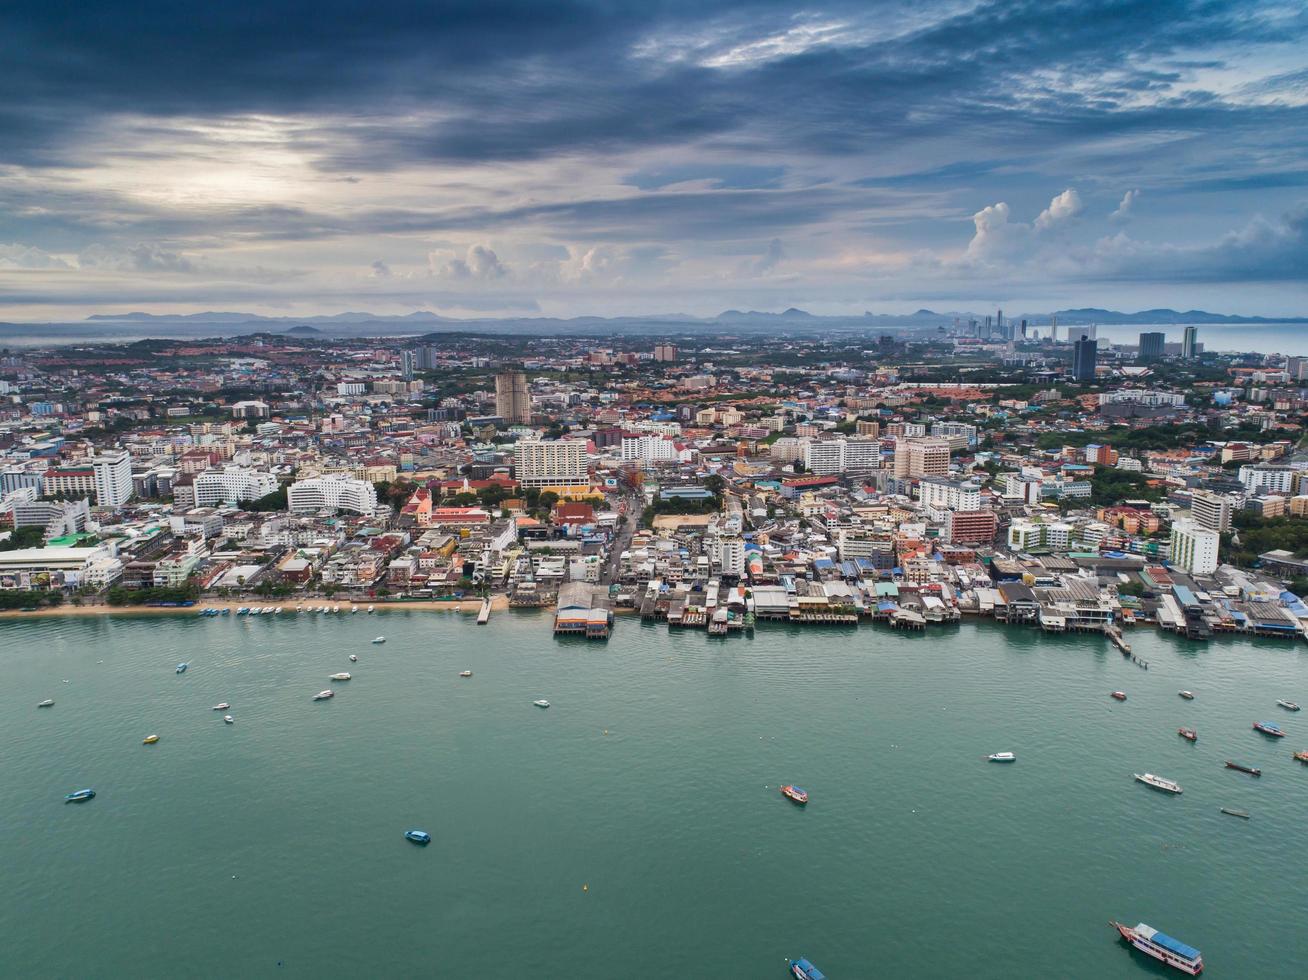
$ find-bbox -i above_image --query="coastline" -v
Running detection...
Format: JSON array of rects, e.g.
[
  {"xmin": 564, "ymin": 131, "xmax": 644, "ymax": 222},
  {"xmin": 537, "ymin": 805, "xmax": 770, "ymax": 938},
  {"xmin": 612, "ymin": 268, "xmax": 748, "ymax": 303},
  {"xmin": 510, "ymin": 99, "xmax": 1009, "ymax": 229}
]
[{"xmin": 0, "ymin": 594, "xmax": 511, "ymax": 620}]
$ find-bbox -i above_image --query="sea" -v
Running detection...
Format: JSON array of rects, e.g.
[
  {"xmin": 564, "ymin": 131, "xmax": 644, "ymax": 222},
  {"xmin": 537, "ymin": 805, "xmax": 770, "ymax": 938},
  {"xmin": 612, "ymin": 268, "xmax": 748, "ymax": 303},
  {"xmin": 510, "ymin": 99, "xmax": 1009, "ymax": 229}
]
[
  {"xmin": 1081, "ymin": 323, "xmax": 1308, "ymax": 357},
  {"xmin": 2, "ymin": 612, "xmax": 1305, "ymax": 978}
]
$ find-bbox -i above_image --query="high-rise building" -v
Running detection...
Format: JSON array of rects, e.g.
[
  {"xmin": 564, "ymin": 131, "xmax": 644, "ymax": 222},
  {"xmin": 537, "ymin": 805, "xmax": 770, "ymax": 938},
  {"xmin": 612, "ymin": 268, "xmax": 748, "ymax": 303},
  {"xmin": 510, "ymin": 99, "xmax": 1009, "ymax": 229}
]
[
  {"xmin": 1286, "ymin": 356, "xmax": 1308, "ymax": 381},
  {"xmin": 92, "ymin": 450, "xmax": 133, "ymax": 508},
  {"xmin": 495, "ymin": 371, "xmax": 531, "ymax": 424},
  {"xmin": 1181, "ymin": 325, "xmax": 1198, "ymax": 359},
  {"xmin": 1071, "ymin": 337, "xmax": 1098, "ymax": 381},
  {"xmin": 1138, "ymin": 332, "xmax": 1165, "ymax": 361},
  {"xmin": 400, "ymin": 350, "xmax": 415, "ymax": 381},
  {"xmin": 513, "ymin": 439, "xmax": 588, "ymax": 489},
  {"xmin": 1190, "ymin": 490, "xmax": 1235, "ymax": 533},
  {"xmin": 287, "ymin": 475, "xmax": 378, "ymax": 515},
  {"xmin": 416, "ymin": 345, "xmax": 440, "ymax": 371},
  {"xmin": 653, "ymin": 344, "xmax": 678, "ymax": 362},
  {"xmin": 1170, "ymin": 519, "xmax": 1219, "ymax": 575},
  {"xmin": 893, "ymin": 438, "xmax": 951, "ymax": 478},
  {"xmin": 193, "ymin": 467, "xmax": 279, "ymax": 508}
]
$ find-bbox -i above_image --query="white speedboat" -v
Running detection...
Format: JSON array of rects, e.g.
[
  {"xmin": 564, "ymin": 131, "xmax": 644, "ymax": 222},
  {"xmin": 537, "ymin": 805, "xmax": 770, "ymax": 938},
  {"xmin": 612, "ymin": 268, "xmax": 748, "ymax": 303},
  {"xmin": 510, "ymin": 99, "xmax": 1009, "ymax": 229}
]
[
  {"xmin": 313, "ymin": 690, "xmax": 334, "ymax": 701},
  {"xmin": 212, "ymin": 702, "xmax": 230, "ymax": 711},
  {"xmin": 1134, "ymin": 772, "xmax": 1182, "ymax": 794},
  {"xmin": 332, "ymin": 605, "xmax": 341, "ymax": 613},
  {"xmin": 38, "ymin": 698, "xmax": 55, "ymax": 707},
  {"xmin": 224, "ymin": 714, "xmax": 234, "ymax": 724},
  {"xmin": 367, "ymin": 605, "xmax": 375, "ymax": 614},
  {"xmin": 533, "ymin": 699, "xmax": 550, "ymax": 708},
  {"xmin": 330, "ymin": 672, "xmax": 352, "ymax": 681},
  {"xmin": 1276, "ymin": 699, "xmax": 1301, "ymax": 711},
  {"xmin": 372, "ymin": 636, "xmax": 386, "ymax": 644},
  {"xmin": 987, "ymin": 752, "xmax": 1016, "ymax": 763},
  {"xmin": 459, "ymin": 670, "xmax": 472, "ymax": 678},
  {"xmin": 351, "ymin": 607, "xmax": 358, "ymax": 614},
  {"xmin": 349, "ymin": 654, "xmax": 358, "ymax": 662}
]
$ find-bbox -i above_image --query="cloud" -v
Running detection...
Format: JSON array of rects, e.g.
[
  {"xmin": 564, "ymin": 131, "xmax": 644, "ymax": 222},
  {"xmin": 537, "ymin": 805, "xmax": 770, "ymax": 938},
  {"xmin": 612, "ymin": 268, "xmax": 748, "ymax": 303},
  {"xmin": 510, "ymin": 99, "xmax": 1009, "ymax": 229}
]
[
  {"xmin": 430, "ymin": 244, "xmax": 508, "ymax": 280},
  {"xmin": 78, "ymin": 242, "xmax": 194, "ymax": 273},
  {"xmin": 750, "ymin": 237, "xmax": 786, "ymax": 275},
  {"xmin": 369, "ymin": 259, "xmax": 392, "ymax": 278},
  {"xmin": 1110, "ymin": 189, "xmax": 1140, "ymax": 223},
  {"xmin": 1034, "ymin": 188, "xmax": 1083, "ymax": 231},
  {"xmin": 0, "ymin": 243, "xmax": 71, "ymax": 270}
]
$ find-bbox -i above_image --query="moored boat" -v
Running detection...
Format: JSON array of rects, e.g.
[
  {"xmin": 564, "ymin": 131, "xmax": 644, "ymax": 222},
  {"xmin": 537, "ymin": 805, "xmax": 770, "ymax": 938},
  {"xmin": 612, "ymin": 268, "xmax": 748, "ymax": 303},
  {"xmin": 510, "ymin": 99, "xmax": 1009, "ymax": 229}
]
[
  {"xmin": 987, "ymin": 752, "xmax": 1016, "ymax": 762},
  {"xmin": 533, "ymin": 699, "xmax": 550, "ymax": 708},
  {"xmin": 1253, "ymin": 720, "xmax": 1285, "ymax": 737},
  {"xmin": 1294, "ymin": 750, "xmax": 1308, "ymax": 763},
  {"xmin": 1178, "ymin": 691, "xmax": 1195, "ymax": 700},
  {"xmin": 1276, "ymin": 699, "xmax": 1300, "ymax": 711},
  {"xmin": 38, "ymin": 698, "xmax": 54, "ymax": 707},
  {"xmin": 1178, "ymin": 728, "xmax": 1197, "ymax": 742},
  {"xmin": 372, "ymin": 636, "xmax": 386, "ymax": 644},
  {"xmin": 224, "ymin": 714, "xmax": 234, "ymax": 724},
  {"xmin": 313, "ymin": 690, "xmax": 334, "ymax": 701},
  {"xmin": 1224, "ymin": 761, "xmax": 1261, "ymax": 776},
  {"xmin": 1220, "ymin": 807, "xmax": 1250, "ymax": 819},
  {"xmin": 142, "ymin": 734, "xmax": 160, "ymax": 744},
  {"xmin": 404, "ymin": 829, "xmax": 431, "ymax": 845},
  {"xmin": 349, "ymin": 654, "xmax": 358, "ymax": 662},
  {"xmin": 459, "ymin": 670, "xmax": 472, "ymax": 677},
  {"xmin": 780, "ymin": 784, "xmax": 809, "ymax": 805},
  {"xmin": 1110, "ymin": 921, "xmax": 1203, "ymax": 975},
  {"xmin": 212, "ymin": 702, "xmax": 230, "ymax": 710},
  {"xmin": 175, "ymin": 662, "xmax": 188, "ymax": 673},
  {"xmin": 1111, "ymin": 690, "xmax": 1127, "ymax": 701},
  {"xmin": 1134, "ymin": 772, "xmax": 1182, "ymax": 794},
  {"xmin": 329, "ymin": 672, "xmax": 352, "ymax": 681},
  {"xmin": 789, "ymin": 958, "xmax": 826, "ymax": 980},
  {"xmin": 65, "ymin": 788, "xmax": 96, "ymax": 803}
]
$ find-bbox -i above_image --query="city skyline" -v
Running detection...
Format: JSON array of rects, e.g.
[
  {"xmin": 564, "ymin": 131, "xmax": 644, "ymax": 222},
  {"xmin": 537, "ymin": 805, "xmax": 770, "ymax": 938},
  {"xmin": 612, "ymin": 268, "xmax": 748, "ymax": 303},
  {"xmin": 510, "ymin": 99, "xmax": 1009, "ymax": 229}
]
[{"xmin": 2, "ymin": 1, "xmax": 1306, "ymax": 321}]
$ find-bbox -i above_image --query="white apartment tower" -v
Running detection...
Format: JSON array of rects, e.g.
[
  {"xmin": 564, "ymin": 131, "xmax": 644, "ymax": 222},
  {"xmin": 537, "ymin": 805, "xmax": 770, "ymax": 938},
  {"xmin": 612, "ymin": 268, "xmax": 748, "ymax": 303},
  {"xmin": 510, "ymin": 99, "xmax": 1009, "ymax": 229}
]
[
  {"xmin": 514, "ymin": 439, "xmax": 588, "ymax": 489},
  {"xmin": 92, "ymin": 450, "xmax": 133, "ymax": 508},
  {"xmin": 1169, "ymin": 519, "xmax": 1219, "ymax": 575}
]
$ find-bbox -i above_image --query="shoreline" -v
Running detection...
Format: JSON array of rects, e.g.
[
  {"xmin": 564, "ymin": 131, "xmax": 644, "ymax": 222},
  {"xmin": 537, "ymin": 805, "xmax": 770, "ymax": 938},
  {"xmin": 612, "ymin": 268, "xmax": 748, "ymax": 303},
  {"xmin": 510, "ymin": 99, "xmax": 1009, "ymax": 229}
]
[{"xmin": 0, "ymin": 594, "xmax": 511, "ymax": 620}]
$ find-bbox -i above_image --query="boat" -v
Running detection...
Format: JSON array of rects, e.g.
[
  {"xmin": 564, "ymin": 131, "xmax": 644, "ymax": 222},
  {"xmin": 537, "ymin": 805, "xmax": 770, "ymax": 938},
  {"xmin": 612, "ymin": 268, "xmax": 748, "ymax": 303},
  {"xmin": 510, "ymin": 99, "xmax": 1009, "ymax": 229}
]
[
  {"xmin": 789, "ymin": 959, "xmax": 826, "ymax": 980},
  {"xmin": 780, "ymin": 784, "xmax": 809, "ymax": 805},
  {"xmin": 332, "ymin": 605, "xmax": 341, "ymax": 613},
  {"xmin": 176, "ymin": 662, "xmax": 188, "ymax": 673},
  {"xmin": 1224, "ymin": 761, "xmax": 1261, "ymax": 776},
  {"xmin": 1134, "ymin": 772, "xmax": 1182, "ymax": 794},
  {"xmin": 313, "ymin": 690, "xmax": 334, "ymax": 701},
  {"xmin": 65, "ymin": 789, "xmax": 96, "ymax": 803},
  {"xmin": 404, "ymin": 830, "xmax": 431, "ymax": 845},
  {"xmin": 372, "ymin": 636, "xmax": 386, "ymax": 644},
  {"xmin": 533, "ymin": 699, "xmax": 550, "ymax": 708},
  {"xmin": 367, "ymin": 605, "xmax": 375, "ymax": 614},
  {"xmin": 1276, "ymin": 700, "xmax": 1301, "ymax": 711},
  {"xmin": 1178, "ymin": 691, "xmax": 1195, "ymax": 700},
  {"xmin": 1111, "ymin": 691, "xmax": 1127, "ymax": 701},
  {"xmin": 212, "ymin": 703, "xmax": 230, "ymax": 710},
  {"xmin": 1110, "ymin": 921, "xmax": 1203, "ymax": 975},
  {"xmin": 1178, "ymin": 728, "xmax": 1197, "ymax": 742},
  {"xmin": 349, "ymin": 654, "xmax": 358, "ymax": 662},
  {"xmin": 329, "ymin": 672, "xmax": 352, "ymax": 681},
  {"xmin": 350, "ymin": 607, "xmax": 358, "ymax": 614},
  {"xmin": 237, "ymin": 607, "xmax": 249, "ymax": 615},
  {"xmin": 459, "ymin": 670, "xmax": 472, "ymax": 678},
  {"xmin": 38, "ymin": 698, "xmax": 54, "ymax": 707},
  {"xmin": 1220, "ymin": 807, "xmax": 1250, "ymax": 819},
  {"xmin": 142, "ymin": 734, "xmax": 160, "ymax": 744},
  {"xmin": 1294, "ymin": 750, "xmax": 1308, "ymax": 763},
  {"xmin": 1253, "ymin": 721, "xmax": 1286, "ymax": 737},
  {"xmin": 224, "ymin": 714, "xmax": 234, "ymax": 724},
  {"xmin": 249, "ymin": 608, "xmax": 260, "ymax": 616},
  {"xmin": 987, "ymin": 752, "xmax": 1016, "ymax": 762}
]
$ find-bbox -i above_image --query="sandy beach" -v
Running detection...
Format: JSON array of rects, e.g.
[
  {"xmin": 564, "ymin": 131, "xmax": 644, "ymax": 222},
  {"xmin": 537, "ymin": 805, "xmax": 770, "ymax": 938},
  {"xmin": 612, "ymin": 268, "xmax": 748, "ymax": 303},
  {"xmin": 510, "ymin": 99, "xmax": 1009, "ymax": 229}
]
[{"xmin": 0, "ymin": 594, "xmax": 511, "ymax": 620}]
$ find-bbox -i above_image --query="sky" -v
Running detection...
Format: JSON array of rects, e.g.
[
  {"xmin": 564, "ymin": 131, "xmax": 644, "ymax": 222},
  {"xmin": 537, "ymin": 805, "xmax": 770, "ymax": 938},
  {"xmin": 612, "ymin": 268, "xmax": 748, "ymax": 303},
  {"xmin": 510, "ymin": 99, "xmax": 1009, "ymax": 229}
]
[{"xmin": 1, "ymin": 0, "xmax": 1307, "ymax": 321}]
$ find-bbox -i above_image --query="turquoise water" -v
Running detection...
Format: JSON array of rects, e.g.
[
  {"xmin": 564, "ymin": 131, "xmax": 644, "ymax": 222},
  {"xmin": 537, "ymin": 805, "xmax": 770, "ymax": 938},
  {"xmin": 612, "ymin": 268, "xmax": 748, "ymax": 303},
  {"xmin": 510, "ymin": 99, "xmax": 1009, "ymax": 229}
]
[{"xmin": 2, "ymin": 613, "xmax": 1305, "ymax": 978}]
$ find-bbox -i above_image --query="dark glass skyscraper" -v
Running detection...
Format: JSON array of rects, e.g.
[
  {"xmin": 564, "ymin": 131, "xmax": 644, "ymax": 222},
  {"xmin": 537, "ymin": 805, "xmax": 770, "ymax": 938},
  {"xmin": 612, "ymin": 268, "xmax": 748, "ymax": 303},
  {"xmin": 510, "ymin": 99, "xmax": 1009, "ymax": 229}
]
[
  {"xmin": 1072, "ymin": 337, "xmax": 1098, "ymax": 381},
  {"xmin": 1138, "ymin": 331, "xmax": 1165, "ymax": 361}
]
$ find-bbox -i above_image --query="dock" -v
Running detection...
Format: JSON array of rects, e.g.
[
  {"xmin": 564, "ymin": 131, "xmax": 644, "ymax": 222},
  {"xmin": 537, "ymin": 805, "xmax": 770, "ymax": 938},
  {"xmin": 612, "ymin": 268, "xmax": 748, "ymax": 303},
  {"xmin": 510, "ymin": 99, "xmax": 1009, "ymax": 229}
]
[{"xmin": 477, "ymin": 598, "xmax": 492, "ymax": 625}]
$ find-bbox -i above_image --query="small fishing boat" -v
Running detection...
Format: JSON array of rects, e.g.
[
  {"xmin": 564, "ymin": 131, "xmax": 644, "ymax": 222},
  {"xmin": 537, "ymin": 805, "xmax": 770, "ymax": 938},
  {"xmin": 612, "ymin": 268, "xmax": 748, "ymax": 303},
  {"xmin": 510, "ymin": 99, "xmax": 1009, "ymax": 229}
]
[
  {"xmin": 237, "ymin": 607, "xmax": 249, "ymax": 615},
  {"xmin": 404, "ymin": 830, "xmax": 431, "ymax": 845},
  {"xmin": 349, "ymin": 654, "xmax": 358, "ymax": 662},
  {"xmin": 313, "ymin": 690, "xmax": 334, "ymax": 701},
  {"xmin": 332, "ymin": 605, "xmax": 341, "ymax": 613},
  {"xmin": 533, "ymin": 699, "xmax": 550, "ymax": 708},
  {"xmin": 1178, "ymin": 691, "xmax": 1195, "ymax": 700},
  {"xmin": 1178, "ymin": 728, "xmax": 1197, "ymax": 742},
  {"xmin": 1110, "ymin": 921, "xmax": 1203, "ymax": 975},
  {"xmin": 780, "ymin": 784, "xmax": 809, "ymax": 805},
  {"xmin": 372, "ymin": 636, "xmax": 385, "ymax": 644},
  {"xmin": 987, "ymin": 752, "xmax": 1016, "ymax": 763},
  {"xmin": 175, "ymin": 662, "xmax": 188, "ymax": 673},
  {"xmin": 249, "ymin": 608, "xmax": 260, "ymax": 616},
  {"xmin": 65, "ymin": 789, "xmax": 96, "ymax": 803},
  {"xmin": 1253, "ymin": 720, "xmax": 1286, "ymax": 737},
  {"xmin": 459, "ymin": 670, "xmax": 472, "ymax": 678},
  {"xmin": 367, "ymin": 605, "xmax": 375, "ymax": 614},
  {"xmin": 1292, "ymin": 750, "xmax": 1308, "ymax": 763},
  {"xmin": 789, "ymin": 958, "xmax": 826, "ymax": 980},
  {"xmin": 351, "ymin": 607, "xmax": 358, "ymax": 614},
  {"xmin": 38, "ymin": 698, "xmax": 54, "ymax": 707},
  {"xmin": 212, "ymin": 703, "xmax": 230, "ymax": 711},
  {"xmin": 1134, "ymin": 772, "xmax": 1182, "ymax": 794},
  {"xmin": 1111, "ymin": 691, "xmax": 1127, "ymax": 701},
  {"xmin": 329, "ymin": 672, "xmax": 351, "ymax": 681},
  {"xmin": 1220, "ymin": 807, "xmax": 1250, "ymax": 819},
  {"xmin": 1276, "ymin": 700, "xmax": 1301, "ymax": 711},
  {"xmin": 224, "ymin": 714, "xmax": 234, "ymax": 724},
  {"xmin": 1225, "ymin": 761, "xmax": 1261, "ymax": 776},
  {"xmin": 142, "ymin": 734, "xmax": 160, "ymax": 744}
]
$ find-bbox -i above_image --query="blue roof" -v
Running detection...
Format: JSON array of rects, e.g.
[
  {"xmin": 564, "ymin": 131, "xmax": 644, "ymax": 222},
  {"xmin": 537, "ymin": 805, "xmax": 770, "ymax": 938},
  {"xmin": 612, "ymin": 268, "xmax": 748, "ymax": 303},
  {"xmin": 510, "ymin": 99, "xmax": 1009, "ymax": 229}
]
[
  {"xmin": 1150, "ymin": 931, "xmax": 1201, "ymax": 961},
  {"xmin": 813, "ymin": 558, "xmax": 834, "ymax": 569}
]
